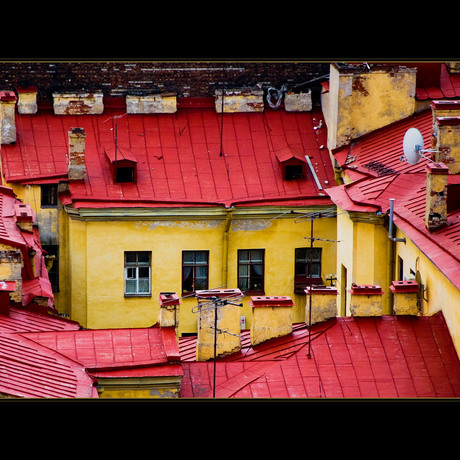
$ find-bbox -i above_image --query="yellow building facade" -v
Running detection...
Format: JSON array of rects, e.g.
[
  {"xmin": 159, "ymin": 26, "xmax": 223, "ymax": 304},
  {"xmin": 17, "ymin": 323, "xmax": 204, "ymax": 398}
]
[{"xmin": 62, "ymin": 205, "xmax": 337, "ymax": 332}]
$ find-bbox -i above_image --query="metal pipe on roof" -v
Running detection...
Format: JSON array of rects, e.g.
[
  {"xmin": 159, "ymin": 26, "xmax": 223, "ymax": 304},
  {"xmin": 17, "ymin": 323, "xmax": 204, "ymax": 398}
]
[
  {"xmin": 305, "ymin": 155, "xmax": 323, "ymax": 191},
  {"xmin": 388, "ymin": 198, "xmax": 406, "ymax": 243}
]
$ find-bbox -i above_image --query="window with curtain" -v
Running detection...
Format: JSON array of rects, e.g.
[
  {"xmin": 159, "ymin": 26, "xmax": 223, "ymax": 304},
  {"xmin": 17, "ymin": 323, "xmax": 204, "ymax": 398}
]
[
  {"xmin": 124, "ymin": 251, "xmax": 151, "ymax": 296},
  {"xmin": 182, "ymin": 250, "xmax": 209, "ymax": 294},
  {"xmin": 294, "ymin": 247, "xmax": 322, "ymax": 293},
  {"xmin": 238, "ymin": 249, "xmax": 265, "ymax": 294}
]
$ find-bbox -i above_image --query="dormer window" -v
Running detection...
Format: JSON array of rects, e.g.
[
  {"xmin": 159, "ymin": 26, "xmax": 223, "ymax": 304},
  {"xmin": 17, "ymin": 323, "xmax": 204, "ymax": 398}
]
[
  {"xmin": 275, "ymin": 147, "xmax": 306, "ymax": 180},
  {"xmin": 116, "ymin": 165, "xmax": 135, "ymax": 183},
  {"xmin": 104, "ymin": 146, "xmax": 137, "ymax": 184}
]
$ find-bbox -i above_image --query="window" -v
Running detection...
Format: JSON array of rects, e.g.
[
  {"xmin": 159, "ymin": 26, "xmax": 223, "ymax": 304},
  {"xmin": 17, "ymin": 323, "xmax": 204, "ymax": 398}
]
[
  {"xmin": 285, "ymin": 164, "xmax": 304, "ymax": 180},
  {"xmin": 182, "ymin": 250, "xmax": 209, "ymax": 294},
  {"xmin": 124, "ymin": 251, "xmax": 151, "ymax": 296},
  {"xmin": 41, "ymin": 185, "xmax": 58, "ymax": 207},
  {"xmin": 42, "ymin": 245, "xmax": 59, "ymax": 292},
  {"xmin": 116, "ymin": 166, "xmax": 135, "ymax": 183},
  {"xmin": 294, "ymin": 247, "xmax": 322, "ymax": 293},
  {"xmin": 238, "ymin": 249, "xmax": 264, "ymax": 294}
]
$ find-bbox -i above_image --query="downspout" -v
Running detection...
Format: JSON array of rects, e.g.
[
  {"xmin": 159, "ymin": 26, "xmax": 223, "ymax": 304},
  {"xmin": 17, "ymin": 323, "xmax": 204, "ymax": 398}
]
[
  {"xmin": 222, "ymin": 206, "xmax": 234, "ymax": 288},
  {"xmin": 387, "ymin": 198, "xmax": 405, "ymax": 315},
  {"xmin": 388, "ymin": 199, "xmax": 406, "ymax": 243}
]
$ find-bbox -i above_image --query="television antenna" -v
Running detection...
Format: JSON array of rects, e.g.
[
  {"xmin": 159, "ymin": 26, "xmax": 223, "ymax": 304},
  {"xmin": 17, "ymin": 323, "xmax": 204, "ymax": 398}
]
[
  {"xmin": 401, "ymin": 127, "xmax": 438, "ymax": 165},
  {"xmin": 295, "ymin": 210, "xmax": 341, "ymax": 358},
  {"xmin": 192, "ymin": 291, "xmax": 244, "ymax": 398}
]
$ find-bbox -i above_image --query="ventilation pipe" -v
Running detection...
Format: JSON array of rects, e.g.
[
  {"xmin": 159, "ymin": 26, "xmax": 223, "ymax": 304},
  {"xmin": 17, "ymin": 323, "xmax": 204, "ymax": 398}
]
[{"xmin": 388, "ymin": 198, "xmax": 406, "ymax": 243}]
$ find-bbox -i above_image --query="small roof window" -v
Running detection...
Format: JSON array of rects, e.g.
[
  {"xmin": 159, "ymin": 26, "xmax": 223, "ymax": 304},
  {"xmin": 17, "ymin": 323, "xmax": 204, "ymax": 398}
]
[
  {"xmin": 104, "ymin": 146, "xmax": 137, "ymax": 184},
  {"xmin": 275, "ymin": 147, "xmax": 306, "ymax": 180}
]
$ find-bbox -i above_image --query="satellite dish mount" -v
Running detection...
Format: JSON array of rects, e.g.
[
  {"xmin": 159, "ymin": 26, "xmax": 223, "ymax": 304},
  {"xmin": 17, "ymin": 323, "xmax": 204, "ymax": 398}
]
[{"xmin": 401, "ymin": 127, "xmax": 439, "ymax": 165}]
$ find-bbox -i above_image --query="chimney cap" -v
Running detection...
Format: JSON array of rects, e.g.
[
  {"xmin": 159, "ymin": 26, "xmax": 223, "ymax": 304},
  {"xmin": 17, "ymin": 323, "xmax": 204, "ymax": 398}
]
[
  {"xmin": 0, "ymin": 91, "xmax": 17, "ymax": 102},
  {"xmin": 249, "ymin": 295, "xmax": 294, "ymax": 307},
  {"xmin": 196, "ymin": 288, "xmax": 243, "ymax": 298},
  {"xmin": 436, "ymin": 116, "xmax": 460, "ymax": 126},
  {"xmin": 426, "ymin": 162, "xmax": 449, "ymax": 174},
  {"xmin": 159, "ymin": 292, "xmax": 180, "ymax": 306},
  {"xmin": 70, "ymin": 127, "xmax": 86, "ymax": 135}
]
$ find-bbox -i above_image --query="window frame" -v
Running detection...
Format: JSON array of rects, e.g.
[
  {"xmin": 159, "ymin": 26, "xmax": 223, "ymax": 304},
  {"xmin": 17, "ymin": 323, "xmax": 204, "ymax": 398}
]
[
  {"xmin": 124, "ymin": 251, "xmax": 151, "ymax": 297},
  {"xmin": 237, "ymin": 249, "xmax": 265, "ymax": 295},
  {"xmin": 294, "ymin": 247, "xmax": 323, "ymax": 293},
  {"xmin": 41, "ymin": 184, "xmax": 58, "ymax": 208},
  {"xmin": 182, "ymin": 250, "xmax": 209, "ymax": 295}
]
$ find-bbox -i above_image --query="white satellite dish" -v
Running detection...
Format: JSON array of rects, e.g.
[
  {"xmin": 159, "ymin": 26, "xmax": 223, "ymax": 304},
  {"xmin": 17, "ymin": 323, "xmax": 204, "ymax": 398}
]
[
  {"xmin": 403, "ymin": 127, "xmax": 424, "ymax": 165},
  {"xmin": 402, "ymin": 127, "xmax": 438, "ymax": 165}
]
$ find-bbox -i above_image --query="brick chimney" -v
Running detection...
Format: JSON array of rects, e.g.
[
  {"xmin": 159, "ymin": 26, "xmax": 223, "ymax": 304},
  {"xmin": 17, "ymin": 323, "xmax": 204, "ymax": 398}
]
[
  {"xmin": 0, "ymin": 91, "xmax": 17, "ymax": 144},
  {"xmin": 425, "ymin": 162, "xmax": 449, "ymax": 232},
  {"xmin": 17, "ymin": 86, "xmax": 38, "ymax": 114},
  {"xmin": 195, "ymin": 288, "xmax": 243, "ymax": 361},
  {"xmin": 431, "ymin": 115, "xmax": 460, "ymax": 174},
  {"xmin": 68, "ymin": 127, "xmax": 87, "ymax": 180}
]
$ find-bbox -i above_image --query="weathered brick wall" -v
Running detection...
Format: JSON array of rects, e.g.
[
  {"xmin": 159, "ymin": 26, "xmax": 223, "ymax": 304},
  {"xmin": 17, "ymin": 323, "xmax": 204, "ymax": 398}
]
[{"xmin": 0, "ymin": 61, "xmax": 330, "ymax": 103}]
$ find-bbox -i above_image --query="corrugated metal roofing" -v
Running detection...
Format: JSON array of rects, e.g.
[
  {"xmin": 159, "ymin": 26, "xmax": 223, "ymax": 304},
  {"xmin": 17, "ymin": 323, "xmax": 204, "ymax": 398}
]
[
  {"xmin": 0, "ymin": 332, "xmax": 96, "ymax": 398},
  {"xmin": 1, "ymin": 106, "xmax": 334, "ymax": 209},
  {"xmin": 180, "ymin": 314, "xmax": 460, "ymax": 398},
  {"xmin": 23, "ymin": 327, "xmax": 181, "ymax": 371},
  {"xmin": 0, "ymin": 307, "xmax": 80, "ymax": 334},
  {"xmin": 333, "ymin": 109, "xmax": 433, "ymax": 179}
]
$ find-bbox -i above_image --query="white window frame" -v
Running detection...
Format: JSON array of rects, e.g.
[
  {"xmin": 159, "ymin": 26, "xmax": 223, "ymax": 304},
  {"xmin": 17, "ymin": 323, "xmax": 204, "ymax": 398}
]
[{"xmin": 124, "ymin": 251, "xmax": 151, "ymax": 296}]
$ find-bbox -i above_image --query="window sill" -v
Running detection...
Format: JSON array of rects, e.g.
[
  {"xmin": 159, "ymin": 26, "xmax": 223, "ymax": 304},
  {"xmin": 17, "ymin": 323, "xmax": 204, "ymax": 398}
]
[
  {"xmin": 124, "ymin": 293, "xmax": 152, "ymax": 298},
  {"xmin": 241, "ymin": 290, "xmax": 265, "ymax": 296}
]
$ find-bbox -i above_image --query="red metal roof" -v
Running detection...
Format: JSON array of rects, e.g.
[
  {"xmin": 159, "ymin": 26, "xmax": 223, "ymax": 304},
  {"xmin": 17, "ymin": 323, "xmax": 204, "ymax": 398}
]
[
  {"xmin": 180, "ymin": 314, "xmax": 460, "ymax": 398},
  {"xmin": 0, "ymin": 307, "xmax": 80, "ymax": 333},
  {"xmin": 327, "ymin": 171, "xmax": 460, "ymax": 291},
  {"xmin": 23, "ymin": 326, "xmax": 181, "ymax": 372},
  {"xmin": 0, "ymin": 332, "xmax": 96, "ymax": 398},
  {"xmin": 1, "ymin": 106, "xmax": 334, "ymax": 209},
  {"xmin": 333, "ymin": 109, "xmax": 433, "ymax": 179}
]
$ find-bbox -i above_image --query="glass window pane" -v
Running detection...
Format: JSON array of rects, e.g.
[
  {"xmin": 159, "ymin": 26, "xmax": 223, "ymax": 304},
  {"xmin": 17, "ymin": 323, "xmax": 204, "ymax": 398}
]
[
  {"xmin": 239, "ymin": 265, "xmax": 248, "ymax": 277},
  {"xmin": 138, "ymin": 267, "xmax": 150, "ymax": 278},
  {"xmin": 125, "ymin": 252, "xmax": 137, "ymax": 264},
  {"xmin": 251, "ymin": 264, "xmax": 263, "ymax": 276},
  {"xmin": 126, "ymin": 267, "xmax": 136, "ymax": 279},
  {"xmin": 195, "ymin": 266, "xmax": 207, "ymax": 278},
  {"xmin": 183, "ymin": 251, "xmax": 195, "ymax": 264},
  {"xmin": 195, "ymin": 278, "xmax": 207, "ymax": 290},
  {"xmin": 195, "ymin": 251, "xmax": 208, "ymax": 264},
  {"xmin": 125, "ymin": 279, "xmax": 137, "ymax": 293},
  {"xmin": 250, "ymin": 250, "xmax": 263, "ymax": 262},
  {"xmin": 137, "ymin": 252, "xmax": 150, "ymax": 264},
  {"xmin": 138, "ymin": 278, "xmax": 150, "ymax": 293},
  {"xmin": 239, "ymin": 250, "xmax": 249, "ymax": 262},
  {"xmin": 238, "ymin": 278, "xmax": 249, "ymax": 291}
]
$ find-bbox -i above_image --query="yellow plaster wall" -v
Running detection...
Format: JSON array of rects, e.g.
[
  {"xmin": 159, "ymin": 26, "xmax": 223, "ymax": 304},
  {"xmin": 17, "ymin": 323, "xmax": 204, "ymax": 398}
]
[
  {"xmin": 66, "ymin": 209, "xmax": 337, "ymax": 332},
  {"xmin": 326, "ymin": 64, "xmax": 416, "ymax": 149},
  {"xmin": 336, "ymin": 208, "xmax": 392, "ymax": 316}
]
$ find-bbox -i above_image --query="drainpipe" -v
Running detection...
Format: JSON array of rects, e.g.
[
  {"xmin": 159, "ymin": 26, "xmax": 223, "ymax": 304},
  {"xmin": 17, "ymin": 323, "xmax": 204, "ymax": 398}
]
[
  {"xmin": 222, "ymin": 206, "xmax": 234, "ymax": 288},
  {"xmin": 388, "ymin": 199, "xmax": 406, "ymax": 243},
  {"xmin": 387, "ymin": 198, "xmax": 405, "ymax": 315}
]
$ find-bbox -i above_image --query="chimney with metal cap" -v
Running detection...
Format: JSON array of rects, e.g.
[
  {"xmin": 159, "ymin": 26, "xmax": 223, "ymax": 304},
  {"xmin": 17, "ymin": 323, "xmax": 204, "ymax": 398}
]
[{"xmin": 68, "ymin": 127, "xmax": 87, "ymax": 180}]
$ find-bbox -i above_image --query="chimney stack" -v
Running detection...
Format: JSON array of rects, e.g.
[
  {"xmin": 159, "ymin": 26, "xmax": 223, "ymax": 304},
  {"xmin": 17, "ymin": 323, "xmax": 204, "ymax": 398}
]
[
  {"xmin": 195, "ymin": 288, "xmax": 242, "ymax": 361},
  {"xmin": 17, "ymin": 86, "xmax": 38, "ymax": 114},
  {"xmin": 425, "ymin": 162, "xmax": 449, "ymax": 232},
  {"xmin": 68, "ymin": 127, "xmax": 87, "ymax": 180},
  {"xmin": 0, "ymin": 91, "xmax": 17, "ymax": 144}
]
